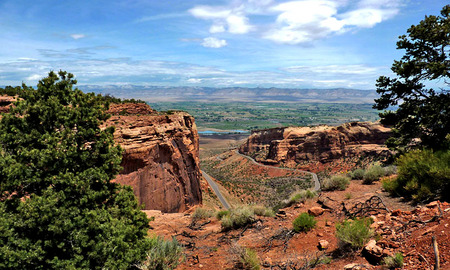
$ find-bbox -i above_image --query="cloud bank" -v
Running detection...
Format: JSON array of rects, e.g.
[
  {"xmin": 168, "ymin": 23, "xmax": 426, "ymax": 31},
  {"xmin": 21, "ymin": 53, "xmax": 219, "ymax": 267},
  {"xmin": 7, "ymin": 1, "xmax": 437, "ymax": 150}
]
[{"xmin": 189, "ymin": 0, "xmax": 402, "ymax": 45}]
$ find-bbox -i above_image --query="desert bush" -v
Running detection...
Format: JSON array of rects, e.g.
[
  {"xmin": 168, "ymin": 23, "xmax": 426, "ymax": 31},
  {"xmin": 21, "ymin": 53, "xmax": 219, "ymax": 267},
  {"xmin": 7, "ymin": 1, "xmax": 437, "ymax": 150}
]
[
  {"xmin": 293, "ymin": 213, "xmax": 317, "ymax": 233},
  {"xmin": 350, "ymin": 168, "xmax": 365, "ymax": 180},
  {"xmin": 383, "ymin": 253, "xmax": 404, "ymax": 269},
  {"xmin": 221, "ymin": 206, "xmax": 255, "ymax": 230},
  {"xmin": 191, "ymin": 207, "xmax": 214, "ymax": 221},
  {"xmin": 383, "ymin": 165, "xmax": 397, "ymax": 176},
  {"xmin": 290, "ymin": 189, "xmax": 317, "ymax": 203},
  {"xmin": 335, "ymin": 218, "xmax": 374, "ymax": 250},
  {"xmin": 252, "ymin": 205, "xmax": 275, "ymax": 217},
  {"xmin": 230, "ymin": 244, "xmax": 260, "ymax": 270},
  {"xmin": 322, "ymin": 175, "xmax": 350, "ymax": 191},
  {"xmin": 362, "ymin": 164, "xmax": 385, "ymax": 184},
  {"xmin": 241, "ymin": 248, "xmax": 260, "ymax": 270},
  {"xmin": 221, "ymin": 215, "xmax": 234, "ymax": 230},
  {"xmin": 216, "ymin": 210, "xmax": 230, "ymax": 220},
  {"xmin": 386, "ymin": 149, "xmax": 450, "ymax": 202},
  {"xmin": 138, "ymin": 236, "xmax": 184, "ymax": 270}
]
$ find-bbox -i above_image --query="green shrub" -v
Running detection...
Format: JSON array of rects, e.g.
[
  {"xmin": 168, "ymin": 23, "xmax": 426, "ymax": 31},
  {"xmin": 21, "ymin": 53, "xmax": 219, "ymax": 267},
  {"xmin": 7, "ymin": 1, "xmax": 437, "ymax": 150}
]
[
  {"xmin": 335, "ymin": 218, "xmax": 374, "ymax": 250},
  {"xmin": 216, "ymin": 210, "xmax": 230, "ymax": 220},
  {"xmin": 293, "ymin": 213, "xmax": 317, "ymax": 233},
  {"xmin": 221, "ymin": 206, "xmax": 255, "ymax": 230},
  {"xmin": 191, "ymin": 207, "xmax": 214, "ymax": 221},
  {"xmin": 383, "ymin": 253, "xmax": 404, "ymax": 269},
  {"xmin": 252, "ymin": 205, "xmax": 275, "ymax": 217},
  {"xmin": 363, "ymin": 164, "xmax": 385, "ymax": 184},
  {"xmin": 383, "ymin": 165, "xmax": 397, "ymax": 176},
  {"xmin": 322, "ymin": 175, "xmax": 350, "ymax": 191},
  {"xmin": 221, "ymin": 215, "xmax": 233, "ymax": 230},
  {"xmin": 138, "ymin": 236, "xmax": 184, "ymax": 270},
  {"xmin": 241, "ymin": 248, "xmax": 260, "ymax": 270},
  {"xmin": 387, "ymin": 149, "xmax": 450, "ymax": 202},
  {"xmin": 350, "ymin": 168, "xmax": 365, "ymax": 180}
]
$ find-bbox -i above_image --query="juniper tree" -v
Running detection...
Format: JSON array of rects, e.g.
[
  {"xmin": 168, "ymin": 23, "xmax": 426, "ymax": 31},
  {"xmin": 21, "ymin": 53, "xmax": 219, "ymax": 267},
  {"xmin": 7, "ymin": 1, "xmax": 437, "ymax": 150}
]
[
  {"xmin": 0, "ymin": 71, "xmax": 150, "ymax": 269},
  {"xmin": 374, "ymin": 5, "xmax": 450, "ymax": 151}
]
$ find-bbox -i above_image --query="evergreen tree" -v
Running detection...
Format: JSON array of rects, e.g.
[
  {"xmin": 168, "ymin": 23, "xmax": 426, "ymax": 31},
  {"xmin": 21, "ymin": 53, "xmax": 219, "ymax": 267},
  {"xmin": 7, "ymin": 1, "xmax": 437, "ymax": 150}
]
[
  {"xmin": 374, "ymin": 5, "xmax": 450, "ymax": 151},
  {"xmin": 0, "ymin": 71, "xmax": 150, "ymax": 269}
]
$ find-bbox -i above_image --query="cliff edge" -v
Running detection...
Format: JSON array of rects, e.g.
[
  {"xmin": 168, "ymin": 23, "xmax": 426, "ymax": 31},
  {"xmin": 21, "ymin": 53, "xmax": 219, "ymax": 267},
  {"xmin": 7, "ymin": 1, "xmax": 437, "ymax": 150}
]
[
  {"xmin": 105, "ymin": 103, "xmax": 202, "ymax": 213},
  {"xmin": 240, "ymin": 122, "xmax": 392, "ymax": 171}
]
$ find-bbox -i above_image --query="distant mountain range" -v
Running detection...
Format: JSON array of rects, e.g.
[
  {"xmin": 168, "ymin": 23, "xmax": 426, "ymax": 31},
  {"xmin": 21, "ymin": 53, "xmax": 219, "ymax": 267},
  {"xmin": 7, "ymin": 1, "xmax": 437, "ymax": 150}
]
[{"xmin": 80, "ymin": 85, "xmax": 378, "ymax": 103}]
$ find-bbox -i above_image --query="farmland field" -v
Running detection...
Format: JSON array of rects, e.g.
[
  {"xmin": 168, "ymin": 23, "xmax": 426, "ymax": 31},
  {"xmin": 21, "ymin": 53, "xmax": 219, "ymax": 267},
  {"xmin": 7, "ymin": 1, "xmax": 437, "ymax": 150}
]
[{"xmin": 149, "ymin": 101, "xmax": 380, "ymax": 131}]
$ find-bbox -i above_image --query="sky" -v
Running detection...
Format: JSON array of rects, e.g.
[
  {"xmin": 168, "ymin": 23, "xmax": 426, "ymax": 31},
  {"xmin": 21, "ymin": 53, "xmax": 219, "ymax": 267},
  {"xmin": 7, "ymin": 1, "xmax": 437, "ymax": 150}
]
[{"xmin": 0, "ymin": 0, "xmax": 445, "ymax": 89}]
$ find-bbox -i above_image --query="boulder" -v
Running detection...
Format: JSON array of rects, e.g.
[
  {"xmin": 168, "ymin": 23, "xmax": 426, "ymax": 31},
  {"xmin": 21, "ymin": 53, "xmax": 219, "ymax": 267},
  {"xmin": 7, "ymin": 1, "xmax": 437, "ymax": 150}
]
[
  {"xmin": 308, "ymin": 207, "xmax": 325, "ymax": 217},
  {"xmin": 318, "ymin": 240, "xmax": 329, "ymax": 250}
]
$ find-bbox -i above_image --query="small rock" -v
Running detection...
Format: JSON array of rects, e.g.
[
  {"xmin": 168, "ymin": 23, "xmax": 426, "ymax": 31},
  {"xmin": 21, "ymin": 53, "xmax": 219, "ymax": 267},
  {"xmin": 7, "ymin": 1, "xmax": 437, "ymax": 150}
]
[
  {"xmin": 308, "ymin": 207, "xmax": 325, "ymax": 216},
  {"xmin": 363, "ymin": 240, "xmax": 384, "ymax": 264},
  {"xmin": 391, "ymin": 209, "xmax": 402, "ymax": 216},
  {"xmin": 325, "ymin": 220, "xmax": 333, "ymax": 226},
  {"xmin": 262, "ymin": 257, "xmax": 272, "ymax": 267},
  {"xmin": 343, "ymin": 263, "xmax": 369, "ymax": 269},
  {"xmin": 426, "ymin": 201, "xmax": 439, "ymax": 208},
  {"xmin": 369, "ymin": 215, "xmax": 378, "ymax": 223},
  {"xmin": 318, "ymin": 240, "xmax": 329, "ymax": 250},
  {"xmin": 317, "ymin": 232, "xmax": 324, "ymax": 237}
]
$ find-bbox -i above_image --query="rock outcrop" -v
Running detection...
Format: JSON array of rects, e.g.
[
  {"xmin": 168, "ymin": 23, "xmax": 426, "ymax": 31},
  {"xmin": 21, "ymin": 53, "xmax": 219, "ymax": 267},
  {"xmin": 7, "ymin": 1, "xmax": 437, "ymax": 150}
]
[
  {"xmin": 0, "ymin": 95, "xmax": 15, "ymax": 114},
  {"xmin": 105, "ymin": 103, "xmax": 202, "ymax": 213},
  {"xmin": 240, "ymin": 122, "xmax": 392, "ymax": 169}
]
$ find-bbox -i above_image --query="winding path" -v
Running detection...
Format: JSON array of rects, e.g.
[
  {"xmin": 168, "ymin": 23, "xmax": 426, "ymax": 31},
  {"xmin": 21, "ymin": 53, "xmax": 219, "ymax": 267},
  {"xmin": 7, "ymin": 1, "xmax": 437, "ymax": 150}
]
[
  {"xmin": 201, "ymin": 149, "xmax": 320, "ymax": 210},
  {"xmin": 201, "ymin": 170, "xmax": 231, "ymax": 210}
]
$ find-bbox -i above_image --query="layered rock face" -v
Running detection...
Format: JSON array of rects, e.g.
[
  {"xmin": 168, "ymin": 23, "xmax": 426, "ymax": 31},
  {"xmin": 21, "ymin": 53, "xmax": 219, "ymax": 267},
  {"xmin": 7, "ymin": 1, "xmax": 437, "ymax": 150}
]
[
  {"xmin": 105, "ymin": 104, "xmax": 202, "ymax": 213},
  {"xmin": 240, "ymin": 122, "xmax": 392, "ymax": 166},
  {"xmin": 0, "ymin": 96, "xmax": 15, "ymax": 114}
]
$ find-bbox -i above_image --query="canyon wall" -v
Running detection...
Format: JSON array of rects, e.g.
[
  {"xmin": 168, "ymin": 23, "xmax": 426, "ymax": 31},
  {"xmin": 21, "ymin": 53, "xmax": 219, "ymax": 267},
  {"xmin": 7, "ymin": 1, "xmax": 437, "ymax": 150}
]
[
  {"xmin": 240, "ymin": 122, "xmax": 392, "ymax": 169},
  {"xmin": 105, "ymin": 103, "xmax": 202, "ymax": 213}
]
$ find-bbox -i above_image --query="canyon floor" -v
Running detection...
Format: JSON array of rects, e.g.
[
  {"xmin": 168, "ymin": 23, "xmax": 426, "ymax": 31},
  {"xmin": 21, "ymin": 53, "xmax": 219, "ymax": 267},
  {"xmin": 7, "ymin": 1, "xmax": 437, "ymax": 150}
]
[{"xmin": 145, "ymin": 134, "xmax": 449, "ymax": 270}]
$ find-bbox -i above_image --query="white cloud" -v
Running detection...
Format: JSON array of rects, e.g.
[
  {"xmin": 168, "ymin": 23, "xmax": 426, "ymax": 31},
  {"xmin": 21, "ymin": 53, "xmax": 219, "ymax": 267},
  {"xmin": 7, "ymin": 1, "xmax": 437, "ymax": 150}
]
[
  {"xmin": 201, "ymin": 37, "xmax": 228, "ymax": 48},
  {"xmin": 189, "ymin": 0, "xmax": 402, "ymax": 45},
  {"xmin": 70, "ymin": 34, "xmax": 86, "ymax": 40},
  {"xmin": 187, "ymin": 78, "xmax": 202, "ymax": 83},
  {"xmin": 26, "ymin": 74, "xmax": 44, "ymax": 81},
  {"xmin": 283, "ymin": 64, "xmax": 380, "ymax": 75},
  {"xmin": 209, "ymin": 24, "xmax": 225, "ymax": 33},
  {"xmin": 189, "ymin": 5, "xmax": 254, "ymax": 35}
]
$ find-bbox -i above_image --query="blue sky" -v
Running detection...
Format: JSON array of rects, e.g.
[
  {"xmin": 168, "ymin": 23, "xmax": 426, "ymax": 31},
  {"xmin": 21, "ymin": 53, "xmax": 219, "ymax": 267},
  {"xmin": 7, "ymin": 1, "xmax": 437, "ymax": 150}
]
[{"xmin": 0, "ymin": 0, "xmax": 445, "ymax": 89}]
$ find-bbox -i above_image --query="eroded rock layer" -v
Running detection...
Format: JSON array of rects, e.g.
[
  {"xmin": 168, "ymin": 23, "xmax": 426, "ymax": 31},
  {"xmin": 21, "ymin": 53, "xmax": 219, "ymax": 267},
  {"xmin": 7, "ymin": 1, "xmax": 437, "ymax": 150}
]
[
  {"xmin": 105, "ymin": 104, "xmax": 201, "ymax": 213},
  {"xmin": 240, "ymin": 122, "xmax": 392, "ymax": 168}
]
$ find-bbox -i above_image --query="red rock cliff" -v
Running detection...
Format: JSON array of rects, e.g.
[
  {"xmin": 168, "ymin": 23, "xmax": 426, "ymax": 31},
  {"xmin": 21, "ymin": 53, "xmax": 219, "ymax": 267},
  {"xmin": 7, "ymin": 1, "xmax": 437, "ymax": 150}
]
[
  {"xmin": 105, "ymin": 103, "xmax": 202, "ymax": 213},
  {"xmin": 240, "ymin": 122, "xmax": 392, "ymax": 169}
]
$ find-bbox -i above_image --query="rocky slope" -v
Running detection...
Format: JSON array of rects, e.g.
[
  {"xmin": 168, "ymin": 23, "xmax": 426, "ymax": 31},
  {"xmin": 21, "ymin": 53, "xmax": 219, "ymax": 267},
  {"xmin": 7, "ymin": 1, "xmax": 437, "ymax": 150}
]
[
  {"xmin": 105, "ymin": 103, "xmax": 202, "ymax": 213},
  {"xmin": 239, "ymin": 122, "xmax": 392, "ymax": 171}
]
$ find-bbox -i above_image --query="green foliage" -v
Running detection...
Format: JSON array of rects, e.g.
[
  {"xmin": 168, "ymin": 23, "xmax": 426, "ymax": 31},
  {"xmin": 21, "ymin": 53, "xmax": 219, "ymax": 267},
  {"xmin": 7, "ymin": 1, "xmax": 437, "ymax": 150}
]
[
  {"xmin": 383, "ymin": 165, "xmax": 397, "ymax": 176},
  {"xmin": 101, "ymin": 93, "xmax": 146, "ymax": 104},
  {"xmin": 350, "ymin": 168, "xmax": 365, "ymax": 180},
  {"xmin": 362, "ymin": 164, "xmax": 385, "ymax": 184},
  {"xmin": 221, "ymin": 206, "xmax": 255, "ymax": 230},
  {"xmin": 216, "ymin": 210, "xmax": 230, "ymax": 220},
  {"xmin": 0, "ymin": 86, "xmax": 22, "ymax": 96},
  {"xmin": 240, "ymin": 248, "xmax": 260, "ymax": 270},
  {"xmin": 0, "ymin": 71, "xmax": 151, "ymax": 269},
  {"xmin": 385, "ymin": 149, "xmax": 450, "ymax": 202},
  {"xmin": 293, "ymin": 213, "xmax": 317, "ymax": 233},
  {"xmin": 191, "ymin": 207, "xmax": 214, "ymax": 221},
  {"xmin": 322, "ymin": 175, "xmax": 350, "ymax": 191},
  {"xmin": 251, "ymin": 205, "xmax": 275, "ymax": 217},
  {"xmin": 383, "ymin": 253, "xmax": 404, "ymax": 269},
  {"xmin": 335, "ymin": 218, "xmax": 374, "ymax": 250},
  {"xmin": 374, "ymin": 5, "xmax": 450, "ymax": 151},
  {"xmin": 137, "ymin": 236, "xmax": 184, "ymax": 270}
]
